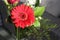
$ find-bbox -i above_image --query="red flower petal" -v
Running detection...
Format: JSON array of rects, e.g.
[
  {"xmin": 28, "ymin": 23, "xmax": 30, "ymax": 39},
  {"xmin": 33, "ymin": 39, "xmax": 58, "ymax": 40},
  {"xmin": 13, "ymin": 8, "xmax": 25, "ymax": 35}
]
[{"xmin": 10, "ymin": 4, "xmax": 35, "ymax": 29}]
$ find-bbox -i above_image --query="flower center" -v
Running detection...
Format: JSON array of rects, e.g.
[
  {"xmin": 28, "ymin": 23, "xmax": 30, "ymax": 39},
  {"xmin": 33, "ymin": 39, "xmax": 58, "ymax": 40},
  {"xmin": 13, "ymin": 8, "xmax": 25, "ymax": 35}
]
[{"xmin": 19, "ymin": 13, "xmax": 28, "ymax": 21}]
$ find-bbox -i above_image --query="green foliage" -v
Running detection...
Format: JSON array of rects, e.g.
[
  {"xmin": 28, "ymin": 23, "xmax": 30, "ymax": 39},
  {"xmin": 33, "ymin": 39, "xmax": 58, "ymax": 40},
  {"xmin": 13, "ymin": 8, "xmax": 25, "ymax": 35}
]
[
  {"xmin": 34, "ymin": 6, "xmax": 45, "ymax": 17},
  {"xmin": 15, "ymin": 26, "xmax": 41, "ymax": 39},
  {"xmin": 33, "ymin": 18, "xmax": 40, "ymax": 27},
  {"xmin": 15, "ymin": 18, "xmax": 57, "ymax": 40},
  {"xmin": 40, "ymin": 19, "xmax": 57, "ymax": 30}
]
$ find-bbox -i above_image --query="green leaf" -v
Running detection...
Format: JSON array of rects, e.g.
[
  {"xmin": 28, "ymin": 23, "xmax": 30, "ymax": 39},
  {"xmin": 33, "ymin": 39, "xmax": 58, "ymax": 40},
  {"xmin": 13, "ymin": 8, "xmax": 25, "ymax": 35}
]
[
  {"xmin": 33, "ymin": 19, "xmax": 40, "ymax": 27},
  {"xmin": 34, "ymin": 6, "xmax": 45, "ymax": 17}
]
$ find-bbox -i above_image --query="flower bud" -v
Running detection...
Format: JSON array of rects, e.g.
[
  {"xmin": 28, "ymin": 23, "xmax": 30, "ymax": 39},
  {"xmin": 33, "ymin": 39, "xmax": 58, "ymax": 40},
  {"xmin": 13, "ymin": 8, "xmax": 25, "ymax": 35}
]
[{"xmin": 7, "ymin": 0, "xmax": 19, "ymax": 4}]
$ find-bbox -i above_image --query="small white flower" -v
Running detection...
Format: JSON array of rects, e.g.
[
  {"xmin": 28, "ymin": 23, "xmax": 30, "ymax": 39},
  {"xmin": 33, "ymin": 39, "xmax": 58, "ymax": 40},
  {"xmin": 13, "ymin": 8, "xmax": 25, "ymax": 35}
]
[
  {"xmin": 36, "ymin": 18, "xmax": 38, "ymax": 20},
  {"xmin": 39, "ymin": 16, "xmax": 42, "ymax": 19},
  {"xmin": 40, "ymin": 0, "xmax": 42, "ymax": 4},
  {"xmin": 28, "ymin": 0, "xmax": 36, "ymax": 5},
  {"xmin": 26, "ymin": 0, "xmax": 36, "ymax": 6}
]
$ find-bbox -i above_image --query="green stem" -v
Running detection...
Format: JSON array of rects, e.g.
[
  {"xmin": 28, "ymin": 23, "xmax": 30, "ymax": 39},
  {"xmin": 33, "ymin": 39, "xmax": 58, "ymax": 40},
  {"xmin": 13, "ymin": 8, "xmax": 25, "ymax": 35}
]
[
  {"xmin": 35, "ymin": 0, "xmax": 39, "ymax": 7},
  {"xmin": 16, "ymin": 28, "xmax": 19, "ymax": 40}
]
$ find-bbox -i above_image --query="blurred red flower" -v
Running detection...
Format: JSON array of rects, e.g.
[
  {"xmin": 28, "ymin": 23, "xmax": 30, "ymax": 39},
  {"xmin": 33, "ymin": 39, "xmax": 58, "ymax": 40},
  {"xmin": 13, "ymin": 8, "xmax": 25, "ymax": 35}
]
[
  {"xmin": 10, "ymin": 4, "xmax": 35, "ymax": 29},
  {"xmin": 7, "ymin": 0, "xmax": 19, "ymax": 4}
]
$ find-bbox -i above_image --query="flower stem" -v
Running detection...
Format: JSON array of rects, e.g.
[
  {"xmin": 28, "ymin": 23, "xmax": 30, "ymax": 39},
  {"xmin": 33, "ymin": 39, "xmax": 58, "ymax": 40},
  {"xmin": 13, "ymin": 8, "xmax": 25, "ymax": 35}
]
[
  {"xmin": 35, "ymin": 0, "xmax": 39, "ymax": 7},
  {"xmin": 16, "ymin": 28, "xmax": 19, "ymax": 40}
]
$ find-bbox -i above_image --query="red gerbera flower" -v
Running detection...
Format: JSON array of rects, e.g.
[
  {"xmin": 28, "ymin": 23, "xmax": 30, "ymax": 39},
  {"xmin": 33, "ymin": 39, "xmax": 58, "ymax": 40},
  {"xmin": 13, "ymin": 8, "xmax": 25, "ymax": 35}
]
[
  {"xmin": 10, "ymin": 4, "xmax": 35, "ymax": 29},
  {"xmin": 7, "ymin": 0, "xmax": 19, "ymax": 4}
]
